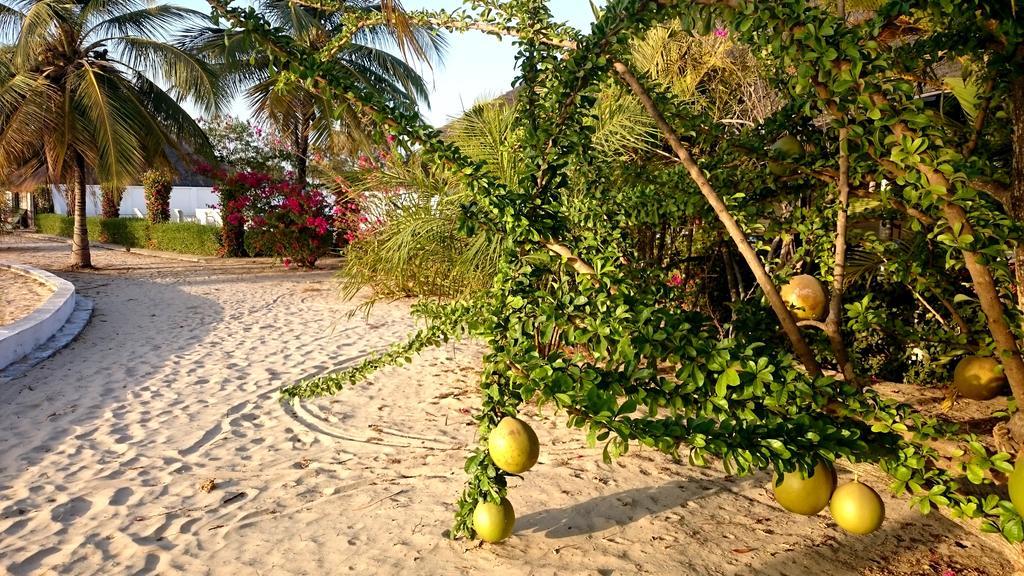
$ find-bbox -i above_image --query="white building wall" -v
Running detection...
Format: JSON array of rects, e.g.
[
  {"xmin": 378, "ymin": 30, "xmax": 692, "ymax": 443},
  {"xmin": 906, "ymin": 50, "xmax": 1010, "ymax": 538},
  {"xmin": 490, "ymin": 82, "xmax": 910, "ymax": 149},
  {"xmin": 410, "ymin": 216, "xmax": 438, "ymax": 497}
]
[{"xmin": 50, "ymin": 185, "xmax": 219, "ymax": 219}]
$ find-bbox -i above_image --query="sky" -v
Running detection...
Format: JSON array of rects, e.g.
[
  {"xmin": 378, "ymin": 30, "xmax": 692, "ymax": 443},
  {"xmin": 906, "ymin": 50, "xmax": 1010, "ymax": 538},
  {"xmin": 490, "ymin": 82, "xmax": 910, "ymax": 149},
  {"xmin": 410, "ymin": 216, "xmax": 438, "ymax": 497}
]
[{"xmin": 178, "ymin": 0, "xmax": 599, "ymax": 126}]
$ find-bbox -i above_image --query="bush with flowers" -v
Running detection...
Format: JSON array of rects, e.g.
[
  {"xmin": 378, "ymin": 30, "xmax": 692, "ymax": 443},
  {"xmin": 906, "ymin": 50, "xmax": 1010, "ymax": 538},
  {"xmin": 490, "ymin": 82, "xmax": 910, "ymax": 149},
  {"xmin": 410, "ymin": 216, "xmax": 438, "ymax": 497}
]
[
  {"xmin": 141, "ymin": 170, "xmax": 173, "ymax": 224},
  {"xmin": 201, "ymin": 165, "xmax": 335, "ymax": 266},
  {"xmin": 244, "ymin": 181, "xmax": 333, "ymax": 268}
]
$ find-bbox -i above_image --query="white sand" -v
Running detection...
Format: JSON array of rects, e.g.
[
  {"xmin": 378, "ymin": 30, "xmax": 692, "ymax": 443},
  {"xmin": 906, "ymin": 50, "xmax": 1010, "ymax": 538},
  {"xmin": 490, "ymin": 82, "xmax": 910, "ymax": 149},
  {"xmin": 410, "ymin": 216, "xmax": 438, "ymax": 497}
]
[
  {"xmin": 0, "ymin": 235, "xmax": 1019, "ymax": 575},
  {"xmin": 0, "ymin": 268, "xmax": 53, "ymax": 326}
]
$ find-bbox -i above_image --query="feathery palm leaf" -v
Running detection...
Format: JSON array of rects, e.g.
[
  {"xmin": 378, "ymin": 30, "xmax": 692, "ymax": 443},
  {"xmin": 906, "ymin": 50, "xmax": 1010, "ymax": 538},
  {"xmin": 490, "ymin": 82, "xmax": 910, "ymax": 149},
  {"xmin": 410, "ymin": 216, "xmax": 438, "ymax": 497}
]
[
  {"xmin": 0, "ymin": 0, "xmax": 227, "ymax": 266},
  {"xmin": 186, "ymin": 0, "xmax": 445, "ymax": 186}
]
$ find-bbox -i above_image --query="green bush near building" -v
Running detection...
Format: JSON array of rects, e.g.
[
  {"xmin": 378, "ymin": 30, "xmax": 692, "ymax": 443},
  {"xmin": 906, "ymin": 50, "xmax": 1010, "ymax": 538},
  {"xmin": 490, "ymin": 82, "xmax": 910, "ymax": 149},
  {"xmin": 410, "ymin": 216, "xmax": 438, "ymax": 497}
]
[{"xmin": 35, "ymin": 214, "xmax": 221, "ymax": 256}]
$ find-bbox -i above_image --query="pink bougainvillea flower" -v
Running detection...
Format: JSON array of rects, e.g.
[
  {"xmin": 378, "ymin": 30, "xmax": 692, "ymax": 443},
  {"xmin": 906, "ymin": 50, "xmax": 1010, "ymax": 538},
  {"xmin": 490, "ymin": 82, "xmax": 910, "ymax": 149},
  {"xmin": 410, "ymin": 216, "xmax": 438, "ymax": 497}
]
[
  {"xmin": 940, "ymin": 570, "xmax": 955, "ymax": 576},
  {"xmin": 714, "ymin": 27, "xmax": 728, "ymax": 38},
  {"xmin": 668, "ymin": 273, "xmax": 684, "ymax": 287},
  {"xmin": 282, "ymin": 257, "xmax": 291, "ymax": 269},
  {"xmin": 385, "ymin": 134, "xmax": 396, "ymax": 144}
]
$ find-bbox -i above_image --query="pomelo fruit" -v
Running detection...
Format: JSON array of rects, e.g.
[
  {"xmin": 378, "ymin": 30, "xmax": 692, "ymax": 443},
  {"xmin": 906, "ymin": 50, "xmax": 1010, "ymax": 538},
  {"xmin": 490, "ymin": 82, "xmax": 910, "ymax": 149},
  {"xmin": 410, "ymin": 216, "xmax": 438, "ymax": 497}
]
[
  {"xmin": 473, "ymin": 498, "xmax": 515, "ymax": 543},
  {"xmin": 772, "ymin": 135, "xmax": 803, "ymax": 159},
  {"xmin": 953, "ymin": 355, "xmax": 1007, "ymax": 401},
  {"xmin": 829, "ymin": 481, "xmax": 885, "ymax": 535},
  {"xmin": 772, "ymin": 460, "xmax": 837, "ymax": 515},
  {"xmin": 767, "ymin": 160, "xmax": 789, "ymax": 177},
  {"xmin": 780, "ymin": 275, "xmax": 827, "ymax": 321},
  {"xmin": 1009, "ymin": 458, "xmax": 1024, "ymax": 515},
  {"xmin": 768, "ymin": 135, "xmax": 802, "ymax": 176},
  {"xmin": 488, "ymin": 417, "xmax": 540, "ymax": 474}
]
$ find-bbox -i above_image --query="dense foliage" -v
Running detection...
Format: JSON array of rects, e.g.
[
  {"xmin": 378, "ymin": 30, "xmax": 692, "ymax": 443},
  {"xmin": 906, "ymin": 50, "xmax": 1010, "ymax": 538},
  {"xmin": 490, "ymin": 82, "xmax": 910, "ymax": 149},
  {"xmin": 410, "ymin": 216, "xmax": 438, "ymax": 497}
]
[
  {"xmin": 202, "ymin": 116, "xmax": 292, "ymax": 177},
  {"xmin": 209, "ymin": 0, "xmax": 1024, "ymax": 546}
]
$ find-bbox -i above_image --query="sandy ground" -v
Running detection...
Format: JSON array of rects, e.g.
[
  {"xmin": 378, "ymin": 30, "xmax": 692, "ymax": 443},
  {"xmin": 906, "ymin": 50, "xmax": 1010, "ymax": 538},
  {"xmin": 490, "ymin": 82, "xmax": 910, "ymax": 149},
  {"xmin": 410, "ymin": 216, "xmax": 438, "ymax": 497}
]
[
  {"xmin": 0, "ymin": 268, "xmax": 54, "ymax": 326},
  {"xmin": 0, "ymin": 233, "xmax": 1020, "ymax": 576}
]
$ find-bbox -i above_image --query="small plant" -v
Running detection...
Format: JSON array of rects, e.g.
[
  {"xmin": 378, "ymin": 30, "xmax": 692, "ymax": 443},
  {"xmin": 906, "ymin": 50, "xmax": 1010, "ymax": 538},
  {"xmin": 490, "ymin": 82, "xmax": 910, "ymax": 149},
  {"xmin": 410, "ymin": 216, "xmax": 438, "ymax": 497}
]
[
  {"xmin": 99, "ymin": 183, "xmax": 124, "ymax": 219},
  {"xmin": 141, "ymin": 170, "xmax": 173, "ymax": 224}
]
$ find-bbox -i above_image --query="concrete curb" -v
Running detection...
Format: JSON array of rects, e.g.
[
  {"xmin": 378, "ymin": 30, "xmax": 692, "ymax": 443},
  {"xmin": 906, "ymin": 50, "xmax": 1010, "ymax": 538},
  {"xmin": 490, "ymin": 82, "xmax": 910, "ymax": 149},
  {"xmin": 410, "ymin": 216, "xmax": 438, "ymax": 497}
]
[
  {"xmin": 0, "ymin": 296, "xmax": 93, "ymax": 384},
  {"xmin": 0, "ymin": 262, "xmax": 78, "ymax": 370}
]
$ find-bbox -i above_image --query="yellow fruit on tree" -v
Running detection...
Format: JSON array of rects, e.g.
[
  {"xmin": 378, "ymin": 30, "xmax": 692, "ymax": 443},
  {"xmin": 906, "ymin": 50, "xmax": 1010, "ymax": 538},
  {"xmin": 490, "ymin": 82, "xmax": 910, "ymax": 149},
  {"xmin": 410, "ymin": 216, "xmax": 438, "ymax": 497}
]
[
  {"xmin": 1009, "ymin": 458, "xmax": 1024, "ymax": 515},
  {"xmin": 488, "ymin": 417, "xmax": 540, "ymax": 474},
  {"xmin": 473, "ymin": 498, "xmax": 515, "ymax": 543},
  {"xmin": 772, "ymin": 135, "xmax": 803, "ymax": 159},
  {"xmin": 953, "ymin": 355, "xmax": 1007, "ymax": 401},
  {"xmin": 829, "ymin": 481, "xmax": 885, "ymax": 535},
  {"xmin": 772, "ymin": 460, "xmax": 837, "ymax": 515},
  {"xmin": 780, "ymin": 275, "xmax": 827, "ymax": 321}
]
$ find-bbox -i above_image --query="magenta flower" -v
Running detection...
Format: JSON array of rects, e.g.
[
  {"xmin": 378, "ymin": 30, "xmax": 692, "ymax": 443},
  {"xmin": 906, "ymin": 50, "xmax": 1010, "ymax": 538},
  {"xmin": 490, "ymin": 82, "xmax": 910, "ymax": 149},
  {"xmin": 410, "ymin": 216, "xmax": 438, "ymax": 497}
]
[{"xmin": 714, "ymin": 27, "xmax": 728, "ymax": 38}]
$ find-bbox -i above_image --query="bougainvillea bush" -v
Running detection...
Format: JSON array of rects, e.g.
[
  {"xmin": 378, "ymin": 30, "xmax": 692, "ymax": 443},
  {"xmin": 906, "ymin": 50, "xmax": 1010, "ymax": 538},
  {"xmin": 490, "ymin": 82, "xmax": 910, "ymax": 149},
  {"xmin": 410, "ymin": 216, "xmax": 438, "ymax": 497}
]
[
  {"xmin": 204, "ymin": 167, "xmax": 334, "ymax": 266},
  {"xmin": 244, "ymin": 181, "xmax": 333, "ymax": 267}
]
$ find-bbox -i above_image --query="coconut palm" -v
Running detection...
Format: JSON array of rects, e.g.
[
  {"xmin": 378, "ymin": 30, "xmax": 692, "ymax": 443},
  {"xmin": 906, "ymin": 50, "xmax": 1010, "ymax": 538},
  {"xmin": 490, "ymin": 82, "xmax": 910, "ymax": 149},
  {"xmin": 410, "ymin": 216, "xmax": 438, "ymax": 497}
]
[
  {"xmin": 0, "ymin": 0, "xmax": 224, "ymax": 267},
  {"xmin": 183, "ymin": 0, "xmax": 445, "ymax": 189}
]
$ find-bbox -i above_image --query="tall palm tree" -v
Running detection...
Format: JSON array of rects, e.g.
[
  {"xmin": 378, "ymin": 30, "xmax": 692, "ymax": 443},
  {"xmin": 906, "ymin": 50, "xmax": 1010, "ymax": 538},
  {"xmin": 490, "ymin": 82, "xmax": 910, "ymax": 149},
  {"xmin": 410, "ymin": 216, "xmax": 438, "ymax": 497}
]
[
  {"xmin": 0, "ymin": 0, "xmax": 224, "ymax": 267},
  {"xmin": 184, "ymin": 0, "xmax": 445, "ymax": 188}
]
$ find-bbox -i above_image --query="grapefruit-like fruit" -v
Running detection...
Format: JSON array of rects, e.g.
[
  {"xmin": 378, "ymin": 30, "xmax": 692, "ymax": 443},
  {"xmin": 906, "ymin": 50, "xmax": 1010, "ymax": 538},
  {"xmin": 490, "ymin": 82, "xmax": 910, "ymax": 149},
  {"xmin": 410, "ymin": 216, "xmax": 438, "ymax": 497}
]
[
  {"xmin": 829, "ymin": 481, "xmax": 885, "ymax": 535},
  {"xmin": 780, "ymin": 275, "xmax": 827, "ymax": 321},
  {"xmin": 1009, "ymin": 458, "xmax": 1024, "ymax": 515},
  {"xmin": 772, "ymin": 460, "xmax": 837, "ymax": 515},
  {"xmin": 772, "ymin": 135, "xmax": 803, "ymax": 159},
  {"xmin": 473, "ymin": 498, "xmax": 515, "ymax": 543},
  {"xmin": 953, "ymin": 355, "xmax": 1007, "ymax": 401},
  {"xmin": 488, "ymin": 417, "xmax": 540, "ymax": 474}
]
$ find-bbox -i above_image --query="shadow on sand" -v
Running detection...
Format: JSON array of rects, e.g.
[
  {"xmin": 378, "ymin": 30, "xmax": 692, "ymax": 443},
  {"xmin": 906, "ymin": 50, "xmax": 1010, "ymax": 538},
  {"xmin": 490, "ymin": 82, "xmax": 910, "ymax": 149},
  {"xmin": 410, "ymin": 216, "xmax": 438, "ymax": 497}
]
[{"xmin": 516, "ymin": 476, "xmax": 757, "ymax": 539}]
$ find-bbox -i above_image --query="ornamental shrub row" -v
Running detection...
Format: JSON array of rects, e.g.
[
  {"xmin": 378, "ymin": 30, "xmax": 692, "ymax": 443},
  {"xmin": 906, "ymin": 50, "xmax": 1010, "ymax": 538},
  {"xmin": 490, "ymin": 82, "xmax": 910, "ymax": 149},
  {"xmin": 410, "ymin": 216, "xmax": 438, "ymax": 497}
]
[{"xmin": 36, "ymin": 214, "xmax": 220, "ymax": 257}]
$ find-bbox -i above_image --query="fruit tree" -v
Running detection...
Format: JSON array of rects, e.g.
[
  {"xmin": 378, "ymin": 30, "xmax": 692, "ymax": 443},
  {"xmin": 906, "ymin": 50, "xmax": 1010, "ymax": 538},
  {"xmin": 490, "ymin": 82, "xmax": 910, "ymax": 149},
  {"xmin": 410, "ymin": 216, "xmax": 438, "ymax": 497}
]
[{"xmin": 208, "ymin": 0, "xmax": 1024, "ymax": 545}]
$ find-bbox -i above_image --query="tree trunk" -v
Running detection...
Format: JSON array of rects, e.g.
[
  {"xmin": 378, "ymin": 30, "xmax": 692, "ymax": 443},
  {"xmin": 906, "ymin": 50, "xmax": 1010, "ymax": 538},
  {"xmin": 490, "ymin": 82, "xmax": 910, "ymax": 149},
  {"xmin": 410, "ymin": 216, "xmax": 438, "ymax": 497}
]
[
  {"xmin": 826, "ymin": 127, "xmax": 856, "ymax": 382},
  {"xmin": 72, "ymin": 153, "xmax": 92, "ymax": 268},
  {"xmin": 944, "ymin": 202, "xmax": 1024, "ymax": 401},
  {"xmin": 1009, "ymin": 73, "xmax": 1024, "ymax": 447},
  {"xmin": 1011, "ymin": 75, "xmax": 1024, "ymax": 328},
  {"xmin": 294, "ymin": 128, "xmax": 308, "ymax": 189},
  {"xmin": 293, "ymin": 111, "xmax": 313, "ymax": 190},
  {"xmin": 613, "ymin": 61, "xmax": 822, "ymax": 377}
]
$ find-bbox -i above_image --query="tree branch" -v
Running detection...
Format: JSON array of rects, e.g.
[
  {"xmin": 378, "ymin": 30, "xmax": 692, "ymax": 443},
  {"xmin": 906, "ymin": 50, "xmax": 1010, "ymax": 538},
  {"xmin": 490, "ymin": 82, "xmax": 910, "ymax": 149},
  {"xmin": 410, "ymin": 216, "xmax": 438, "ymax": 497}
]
[{"xmin": 612, "ymin": 60, "xmax": 822, "ymax": 378}]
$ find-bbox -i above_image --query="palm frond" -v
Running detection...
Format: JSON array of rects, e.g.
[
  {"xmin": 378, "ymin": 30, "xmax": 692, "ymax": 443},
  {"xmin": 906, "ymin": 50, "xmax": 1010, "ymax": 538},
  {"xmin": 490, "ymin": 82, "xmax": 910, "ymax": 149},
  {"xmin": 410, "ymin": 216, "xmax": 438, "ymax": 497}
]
[{"xmin": 111, "ymin": 35, "xmax": 227, "ymax": 115}]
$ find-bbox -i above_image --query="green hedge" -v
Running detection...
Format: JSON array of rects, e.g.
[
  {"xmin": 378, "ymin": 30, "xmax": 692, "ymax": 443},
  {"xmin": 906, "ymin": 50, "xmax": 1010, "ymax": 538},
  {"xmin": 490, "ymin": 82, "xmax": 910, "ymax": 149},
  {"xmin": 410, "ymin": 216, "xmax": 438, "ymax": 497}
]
[
  {"xmin": 36, "ymin": 213, "xmax": 74, "ymax": 237},
  {"xmin": 148, "ymin": 222, "xmax": 221, "ymax": 256},
  {"xmin": 35, "ymin": 214, "xmax": 221, "ymax": 257}
]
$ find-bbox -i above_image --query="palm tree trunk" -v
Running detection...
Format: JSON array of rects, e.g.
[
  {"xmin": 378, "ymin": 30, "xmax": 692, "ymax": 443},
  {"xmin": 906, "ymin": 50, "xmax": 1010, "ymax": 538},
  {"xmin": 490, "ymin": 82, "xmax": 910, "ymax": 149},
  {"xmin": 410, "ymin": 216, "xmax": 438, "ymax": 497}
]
[
  {"xmin": 72, "ymin": 152, "xmax": 92, "ymax": 268},
  {"xmin": 295, "ymin": 134, "xmax": 308, "ymax": 189}
]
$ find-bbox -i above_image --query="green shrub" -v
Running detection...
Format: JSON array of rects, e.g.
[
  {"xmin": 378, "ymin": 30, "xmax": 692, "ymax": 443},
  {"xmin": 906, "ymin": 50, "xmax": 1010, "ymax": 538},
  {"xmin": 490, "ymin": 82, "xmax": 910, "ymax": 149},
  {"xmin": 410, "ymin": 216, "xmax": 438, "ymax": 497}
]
[
  {"xmin": 95, "ymin": 217, "xmax": 148, "ymax": 246},
  {"xmin": 148, "ymin": 222, "xmax": 220, "ymax": 256},
  {"xmin": 35, "ymin": 214, "xmax": 221, "ymax": 256},
  {"xmin": 36, "ymin": 213, "xmax": 73, "ymax": 237}
]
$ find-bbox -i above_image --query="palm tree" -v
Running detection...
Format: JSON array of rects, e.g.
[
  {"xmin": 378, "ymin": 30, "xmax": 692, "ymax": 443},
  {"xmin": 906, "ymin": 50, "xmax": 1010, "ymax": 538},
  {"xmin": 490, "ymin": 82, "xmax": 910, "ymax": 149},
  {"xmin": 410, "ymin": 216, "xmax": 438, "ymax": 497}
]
[
  {"xmin": 0, "ymin": 0, "xmax": 224, "ymax": 267},
  {"xmin": 183, "ymin": 0, "xmax": 445, "ymax": 189}
]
